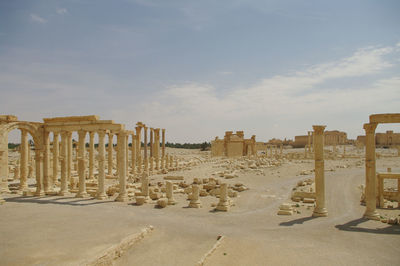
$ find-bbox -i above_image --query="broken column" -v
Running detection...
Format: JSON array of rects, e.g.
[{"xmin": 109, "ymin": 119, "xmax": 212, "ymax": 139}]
[
  {"xmin": 43, "ymin": 131, "xmax": 50, "ymax": 192},
  {"xmin": 162, "ymin": 128, "xmax": 166, "ymax": 166},
  {"xmin": 154, "ymin": 128, "xmax": 160, "ymax": 170},
  {"xmin": 135, "ymin": 126, "xmax": 142, "ymax": 174},
  {"xmin": 166, "ymin": 181, "xmax": 176, "ymax": 205},
  {"xmin": 67, "ymin": 132, "xmax": 73, "ymax": 186},
  {"xmin": 216, "ymin": 183, "xmax": 229, "ymax": 211},
  {"xmin": 189, "ymin": 184, "xmax": 201, "ymax": 208},
  {"xmin": 143, "ymin": 126, "xmax": 148, "ymax": 173},
  {"xmin": 131, "ymin": 133, "xmax": 136, "ymax": 174},
  {"xmin": 363, "ymin": 123, "xmax": 380, "ymax": 220},
  {"xmin": 141, "ymin": 172, "xmax": 150, "ymax": 202},
  {"xmin": 312, "ymin": 125, "xmax": 328, "ymax": 217}
]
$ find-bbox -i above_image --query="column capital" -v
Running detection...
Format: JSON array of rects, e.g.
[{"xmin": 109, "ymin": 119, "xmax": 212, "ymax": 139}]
[
  {"xmin": 66, "ymin": 131, "xmax": 72, "ymax": 137},
  {"xmin": 312, "ymin": 125, "xmax": 326, "ymax": 135},
  {"xmin": 363, "ymin": 123, "xmax": 377, "ymax": 134},
  {"xmin": 20, "ymin": 128, "xmax": 28, "ymax": 135},
  {"xmin": 162, "ymin": 128, "xmax": 165, "ymax": 133},
  {"xmin": 78, "ymin": 130, "xmax": 86, "ymax": 138},
  {"xmin": 89, "ymin": 131, "xmax": 95, "ymax": 137},
  {"xmin": 53, "ymin": 131, "xmax": 60, "ymax": 137},
  {"xmin": 98, "ymin": 130, "xmax": 106, "ymax": 138}
]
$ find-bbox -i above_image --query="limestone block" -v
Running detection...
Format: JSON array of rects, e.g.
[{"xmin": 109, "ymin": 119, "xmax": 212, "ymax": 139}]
[
  {"xmin": 303, "ymin": 198, "xmax": 315, "ymax": 204},
  {"xmin": 135, "ymin": 196, "xmax": 145, "ymax": 205},
  {"xmin": 277, "ymin": 210, "xmax": 293, "ymax": 215}
]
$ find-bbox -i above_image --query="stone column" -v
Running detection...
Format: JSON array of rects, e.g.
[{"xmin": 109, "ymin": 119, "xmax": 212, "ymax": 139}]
[
  {"xmin": 59, "ymin": 132, "xmax": 68, "ymax": 195},
  {"xmin": 216, "ymin": 183, "xmax": 229, "ymax": 211},
  {"xmin": 141, "ymin": 172, "xmax": 150, "ymax": 202},
  {"xmin": 125, "ymin": 134, "xmax": 129, "ymax": 174},
  {"xmin": 154, "ymin": 129, "xmax": 160, "ymax": 170},
  {"xmin": 166, "ymin": 181, "xmax": 176, "ymax": 205},
  {"xmin": 135, "ymin": 127, "xmax": 142, "ymax": 174},
  {"xmin": 188, "ymin": 184, "xmax": 201, "ymax": 208},
  {"xmin": 363, "ymin": 123, "xmax": 380, "ymax": 220},
  {"xmin": 34, "ymin": 150, "xmax": 44, "ymax": 196},
  {"xmin": 169, "ymin": 155, "xmax": 173, "ymax": 169},
  {"xmin": 162, "ymin": 128, "xmax": 166, "ymax": 158},
  {"xmin": 143, "ymin": 127, "xmax": 148, "ymax": 172},
  {"xmin": 43, "ymin": 131, "xmax": 50, "ymax": 193},
  {"xmin": 150, "ymin": 128, "xmax": 154, "ymax": 158},
  {"xmin": 20, "ymin": 129, "xmax": 29, "ymax": 191},
  {"xmin": 96, "ymin": 131, "xmax": 107, "ymax": 200},
  {"xmin": 107, "ymin": 133, "xmax": 113, "ymax": 176},
  {"xmin": 52, "ymin": 132, "xmax": 59, "ymax": 186},
  {"xmin": 165, "ymin": 155, "xmax": 169, "ymax": 170},
  {"xmin": 307, "ymin": 131, "xmax": 312, "ymax": 153},
  {"xmin": 116, "ymin": 131, "xmax": 128, "ymax": 202},
  {"xmin": 131, "ymin": 134, "xmax": 136, "ymax": 174},
  {"xmin": 0, "ymin": 132, "xmax": 10, "ymax": 193},
  {"xmin": 67, "ymin": 132, "xmax": 72, "ymax": 186},
  {"xmin": 88, "ymin": 132, "xmax": 95, "ymax": 180},
  {"xmin": 312, "ymin": 125, "xmax": 328, "ymax": 217},
  {"xmin": 76, "ymin": 130, "xmax": 88, "ymax": 198}
]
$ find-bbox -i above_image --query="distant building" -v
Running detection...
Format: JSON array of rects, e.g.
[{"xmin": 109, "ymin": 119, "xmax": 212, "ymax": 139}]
[
  {"xmin": 293, "ymin": 130, "xmax": 347, "ymax": 148},
  {"xmin": 357, "ymin": 130, "xmax": 400, "ymax": 147},
  {"xmin": 211, "ymin": 131, "xmax": 256, "ymax": 157}
]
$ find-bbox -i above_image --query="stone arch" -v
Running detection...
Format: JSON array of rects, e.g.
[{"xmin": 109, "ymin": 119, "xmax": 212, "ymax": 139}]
[{"xmin": 1, "ymin": 122, "xmax": 43, "ymax": 149}]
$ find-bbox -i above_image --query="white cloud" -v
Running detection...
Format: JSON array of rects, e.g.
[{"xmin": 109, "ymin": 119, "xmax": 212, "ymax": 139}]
[
  {"xmin": 56, "ymin": 8, "xmax": 68, "ymax": 15},
  {"xmin": 30, "ymin": 14, "xmax": 47, "ymax": 24}
]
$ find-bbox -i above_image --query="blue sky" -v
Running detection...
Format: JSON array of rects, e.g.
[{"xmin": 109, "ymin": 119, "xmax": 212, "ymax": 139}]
[{"xmin": 1, "ymin": 0, "xmax": 400, "ymax": 142}]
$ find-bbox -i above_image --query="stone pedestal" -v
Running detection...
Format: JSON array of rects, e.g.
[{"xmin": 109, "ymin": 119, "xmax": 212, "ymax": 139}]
[
  {"xmin": 189, "ymin": 184, "xmax": 201, "ymax": 208},
  {"xmin": 166, "ymin": 181, "xmax": 176, "ymax": 205},
  {"xmin": 216, "ymin": 183, "xmax": 229, "ymax": 211},
  {"xmin": 312, "ymin": 125, "xmax": 328, "ymax": 217}
]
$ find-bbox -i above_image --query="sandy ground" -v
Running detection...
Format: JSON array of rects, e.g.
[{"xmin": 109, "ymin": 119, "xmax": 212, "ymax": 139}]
[{"xmin": 1, "ymin": 147, "xmax": 400, "ymax": 266}]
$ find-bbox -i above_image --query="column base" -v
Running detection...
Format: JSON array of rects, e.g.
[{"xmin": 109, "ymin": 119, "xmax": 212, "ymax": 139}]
[
  {"xmin": 75, "ymin": 191, "xmax": 89, "ymax": 198},
  {"xmin": 167, "ymin": 198, "xmax": 177, "ymax": 205},
  {"xmin": 0, "ymin": 197, "xmax": 5, "ymax": 204},
  {"xmin": 115, "ymin": 193, "xmax": 128, "ymax": 202},
  {"xmin": 58, "ymin": 190, "xmax": 71, "ymax": 196},
  {"xmin": 312, "ymin": 207, "xmax": 328, "ymax": 217},
  {"xmin": 216, "ymin": 201, "xmax": 230, "ymax": 211},
  {"xmin": 96, "ymin": 193, "xmax": 108, "ymax": 200},
  {"xmin": 34, "ymin": 190, "xmax": 45, "ymax": 197},
  {"xmin": 189, "ymin": 201, "xmax": 202, "ymax": 208},
  {"xmin": 363, "ymin": 210, "xmax": 380, "ymax": 220}
]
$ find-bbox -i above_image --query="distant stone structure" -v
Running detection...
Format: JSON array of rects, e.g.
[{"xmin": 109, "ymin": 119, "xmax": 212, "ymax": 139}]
[
  {"xmin": 293, "ymin": 130, "xmax": 347, "ymax": 148},
  {"xmin": 357, "ymin": 130, "xmax": 400, "ymax": 147},
  {"xmin": 211, "ymin": 131, "xmax": 256, "ymax": 157}
]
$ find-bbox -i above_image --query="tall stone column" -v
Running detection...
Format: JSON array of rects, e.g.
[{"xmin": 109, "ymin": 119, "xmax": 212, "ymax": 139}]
[
  {"xmin": 150, "ymin": 128, "xmax": 154, "ymax": 158},
  {"xmin": 162, "ymin": 129, "xmax": 166, "ymax": 158},
  {"xmin": 67, "ymin": 132, "xmax": 72, "ymax": 185},
  {"xmin": 131, "ymin": 134, "xmax": 136, "ymax": 174},
  {"xmin": 34, "ymin": 150, "xmax": 44, "ymax": 196},
  {"xmin": 0, "ymin": 132, "xmax": 10, "ymax": 193},
  {"xmin": 59, "ymin": 132, "xmax": 68, "ymax": 195},
  {"xmin": 43, "ymin": 131, "xmax": 50, "ymax": 193},
  {"xmin": 363, "ymin": 123, "xmax": 380, "ymax": 220},
  {"xmin": 76, "ymin": 130, "xmax": 88, "ymax": 198},
  {"xmin": 125, "ymin": 134, "xmax": 129, "ymax": 174},
  {"xmin": 307, "ymin": 131, "xmax": 312, "ymax": 153},
  {"xmin": 52, "ymin": 132, "xmax": 59, "ymax": 186},
  {"xmin": 97, "ymin": 131, "xmax": 107, "ymax": 200},
  {"xmin": 89, "ymin": 132, "xmax": 95, "ymax": 180},
  {"xmin": 188, "ymin": 184, "xmax": 201, "ymax": 208},
  {"xmin": 312, "ymin": 125, "xmax": 328, "ymax": 217},
  {"xmin": 135, "ymin": 126, "xmax": 142, "ymax": 174},
  {"xmin": 20, "ymin": 129, "xmax": 29, "ymax": 191},
  {"xmin": 154, "ymin": 129, "xmax": 160, "ymax": 170},
  {"xmin": 107, "ymin": 133, "xmax": 113, "ymax": 176},
  {"xmin": 116, "ymin": 131, "xmax": 128, "ymax": 202},
  {"xmin": 143, "ymin": 127, "xmax": 148, "ymax": 172}
]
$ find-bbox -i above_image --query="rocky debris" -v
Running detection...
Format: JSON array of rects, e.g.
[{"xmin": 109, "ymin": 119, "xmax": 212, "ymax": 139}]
[
  {"xmin": 277, "ymin": 203, "xmax": 293, "ymax": 215},
  {"xmin": 157, "ymin": 198, "xmax": 168, "ymax": 208}
]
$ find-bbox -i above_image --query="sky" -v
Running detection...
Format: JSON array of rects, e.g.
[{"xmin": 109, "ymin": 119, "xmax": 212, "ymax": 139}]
[{"xmin": 1, "ymin": 0, "xmax": 400, "ymax": 143}]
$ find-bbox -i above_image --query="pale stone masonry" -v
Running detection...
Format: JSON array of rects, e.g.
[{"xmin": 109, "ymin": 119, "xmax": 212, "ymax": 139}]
[
  {"xmin": 312, "ymin": 125, "xmax": 328, "ymax": 217},
  {"xmin": 0, "ymin": 115, "xmax": 163, "ymax": 202}
]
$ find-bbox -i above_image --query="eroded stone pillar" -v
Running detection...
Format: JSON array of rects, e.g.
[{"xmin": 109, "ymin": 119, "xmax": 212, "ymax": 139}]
[
  {"xmin": 131, "ymin": 134, "xmax": 136, "ymax": 174},
  {"xmin": 189, "ymin": 184, "xmax": 201, "ymax": 208},
  {"xmin": 307, "ymin": 131, "xmax": 312, "ymax": 153},
  {"xmin": 20, "ymin": 129, "xmax": 28, "ymax": 191},
  {"xmin": 89, "ymin": 132, "xmax": 95, "ymax": 180},
  {"xmin": 312, "ymin": 125, "xmax": 328, "ymax": 217},
  {"xmin": 162, "ymin": 128, "xmax": 166, "ymax": 158},
  {"xmin": 34, "ymin": 150, "xmax": 44, "ymax": 196},
  {"xmin": 141, "ymin": 172, "xmax": 150, "ymax": 202},
  {"xmin": 76, "ymin": 130, "xmax": 88, "ymax": 198},
  {"xmin": 154, "ymin": 129, "xmax": 160, "ymax": 170},
  {"xmin": 52, "ymin": 132, "xmax": 59, "ymax": 186},
  {"xmin": 67, "ymin": 132, "xmax": 72, "ymax": 186},
  {"xmin": 125, "ymin": 134, "xmax": 129, "ymax": 174},
  {"xmin": 135, "ymin": 126, "xmax": 142, "ymax": 174},
  {"xmin": 143, "ymin": 126, "xmax": 148, "ymax": 172},
  {"xmin": 43, "ymin": 131, "xmax": 50, "ymax": 193},
  {"xmin": 59, "ymin": 132, "xmax": 68, "ymax": 195},
  {"xmin": 97, "ymin": 130, "xmax": 107, "ymax": 200},
  {"xmin": 150, "ymin": 128, "xmax": 154, "ymax": 158},
  {"xmin": 216, "ymin": 183, "xmax": 229, "ymax": 211},
  {"xmin": 107, "ymin": 133, "xmax": 113, "ymax": 176},
  {"xmin": 363, "ymin": 123, "xmax": 380, "ymax": 220},
  {"xmin": 116, "ymin": 131, "xmax": 128, "ymax": 202},
  {"xmin": 166, "ymin": 181, "xmax": 176, "ymax": 205}
]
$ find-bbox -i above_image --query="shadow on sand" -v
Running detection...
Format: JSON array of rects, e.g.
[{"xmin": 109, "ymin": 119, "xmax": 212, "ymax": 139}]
[
  {"xmin": 335, "ymin": 218, "xmax": 400, "ymax": 235},
  {"xmin": 279, "ymin": 216, "xmax": 317, "ymax": 226},
  {"xmin": 5, "ymin": 195, "xmax": 114, "ymax": 206}
]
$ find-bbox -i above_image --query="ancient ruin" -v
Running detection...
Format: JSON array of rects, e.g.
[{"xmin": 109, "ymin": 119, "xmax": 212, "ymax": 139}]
[{"xmin": 211, "ymin": 131, "xmax": 256, "ymax": 157}]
